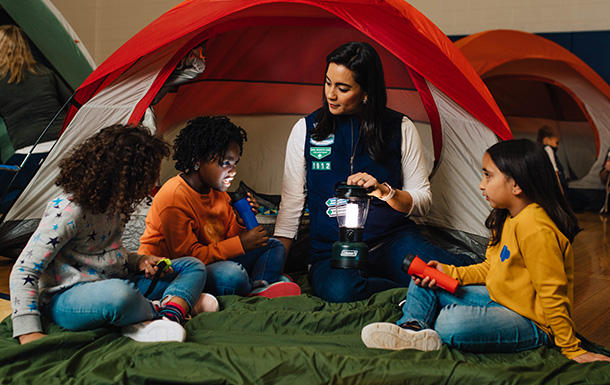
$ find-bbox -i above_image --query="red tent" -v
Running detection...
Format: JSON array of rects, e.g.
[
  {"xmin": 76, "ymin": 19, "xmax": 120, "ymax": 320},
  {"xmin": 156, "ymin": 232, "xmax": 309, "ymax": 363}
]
[
  {"xmin": 6, "ymin": 0, "xmax": 510, "ymax": 242},
  {"xmin": 456, "ymin": 29, "xmax": 610, "ymax": 190}
]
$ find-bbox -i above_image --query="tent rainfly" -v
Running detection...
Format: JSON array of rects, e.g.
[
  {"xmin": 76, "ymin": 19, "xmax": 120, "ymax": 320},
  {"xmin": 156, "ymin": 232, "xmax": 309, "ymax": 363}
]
[
  {"xmin": 1, "ymin": 0, "xmax": 511, "ymax": 257},
  {"xmin": 456, "ymin": 29, "xmax": 610, "ymax": 191}
]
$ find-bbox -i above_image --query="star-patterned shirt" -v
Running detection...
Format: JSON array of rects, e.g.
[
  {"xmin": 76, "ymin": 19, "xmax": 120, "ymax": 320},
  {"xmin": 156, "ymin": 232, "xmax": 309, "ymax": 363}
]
[{"xmin": 10, "ymin": 195, "xmax": 142, "ymax": 338}]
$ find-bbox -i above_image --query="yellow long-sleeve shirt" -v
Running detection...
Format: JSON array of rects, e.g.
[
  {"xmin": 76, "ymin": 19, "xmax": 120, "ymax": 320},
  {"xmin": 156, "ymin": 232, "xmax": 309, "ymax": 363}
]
[
  {"xmin": 138, "ymin": 175, "xmax": 245, "ymax": 264},
  {"xmin": 443, "ymin": 203, "xmax": 585, "ymax": 359}
]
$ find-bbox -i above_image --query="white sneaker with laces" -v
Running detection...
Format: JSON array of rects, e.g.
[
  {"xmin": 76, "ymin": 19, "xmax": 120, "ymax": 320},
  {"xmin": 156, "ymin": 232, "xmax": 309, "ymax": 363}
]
[
  {"xmin": 191, "ymin": 293, "xmax": 219, "ymax": 315},
  {"xmin": 361, "ymin": 322, "xmax": 442, "ymax": 351},
  {"xmin": 121, "ymin": 318, "xmax": 186, "ymax": 342}
]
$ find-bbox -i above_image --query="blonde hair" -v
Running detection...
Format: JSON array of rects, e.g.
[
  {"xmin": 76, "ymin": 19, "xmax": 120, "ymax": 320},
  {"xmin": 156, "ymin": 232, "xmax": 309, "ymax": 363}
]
[{"xmin": 0, "ymin": 25, "xmax": 41, "ymax": 84}]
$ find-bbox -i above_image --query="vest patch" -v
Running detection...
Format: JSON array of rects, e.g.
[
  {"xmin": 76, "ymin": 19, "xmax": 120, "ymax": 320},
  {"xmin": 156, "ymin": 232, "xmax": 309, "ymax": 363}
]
[
  {"xmin": 310, "ymin": 147, "xmax": 332, "ymax": 159},
  {"xmin": 310, "ymin": 134, "xmax": 335, "ymax": 146},
  {"xmin": 312, "ymin": 161, "xmax": 331, "ymax": 171},
  {"xmin": 324, "ymin": 198, "xmax": 347, "ymax": 217},
  {"xmin": 500, "ymin": 245, "xmax": 511, "ymax": 262}
]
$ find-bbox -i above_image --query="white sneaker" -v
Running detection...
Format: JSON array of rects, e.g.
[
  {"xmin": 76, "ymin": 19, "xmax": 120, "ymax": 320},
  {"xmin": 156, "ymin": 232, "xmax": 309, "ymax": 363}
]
[
  {"xmin": 361, "ymin": 322, "xmax": 442, "ymax": 351},
  {"xmin": 121, "ymin": 318, "xmax": 186, "ymax": 342},
  {"xmin": 191, "ymin": 293, "xmax": 219, "ymax": 315}
]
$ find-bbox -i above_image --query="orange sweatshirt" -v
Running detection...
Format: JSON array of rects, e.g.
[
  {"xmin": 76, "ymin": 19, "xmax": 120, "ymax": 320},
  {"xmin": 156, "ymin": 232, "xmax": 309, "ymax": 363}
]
[
  {"xmin": 138, "ymin": 175, "xmax": 245, "ymax": 264},
  {"xmin": 443, "ymin": 204, "xmax": 585, "ymax": 359}
]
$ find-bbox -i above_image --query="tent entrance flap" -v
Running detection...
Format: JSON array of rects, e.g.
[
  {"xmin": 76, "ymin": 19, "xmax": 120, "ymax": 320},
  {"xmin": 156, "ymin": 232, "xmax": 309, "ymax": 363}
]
[{"xmin": 3, "ymin": 0, "xmax": 510, "ymax": 254}]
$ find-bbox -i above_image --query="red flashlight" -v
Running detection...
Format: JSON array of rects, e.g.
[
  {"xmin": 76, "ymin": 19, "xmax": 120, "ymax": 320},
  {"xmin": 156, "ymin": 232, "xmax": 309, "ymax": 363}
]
[{"xmin": 401, "ymin": 254, "xmax": 459, "ymax": 293}]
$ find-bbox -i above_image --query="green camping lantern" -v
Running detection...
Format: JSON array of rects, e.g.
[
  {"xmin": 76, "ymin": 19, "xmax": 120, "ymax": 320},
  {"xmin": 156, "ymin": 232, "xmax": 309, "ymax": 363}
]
[{"xmin": 330, "ymin": 183, "xmax": 370, "ymax": 269}]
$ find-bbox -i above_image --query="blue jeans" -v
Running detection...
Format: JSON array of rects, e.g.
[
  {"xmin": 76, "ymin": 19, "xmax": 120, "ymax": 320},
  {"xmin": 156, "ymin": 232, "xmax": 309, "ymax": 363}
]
[
  {"xmin": 44, "ymin": 257, "xmax": 206, "ymax": 331},
  {"xmin": 204, "ymin": 238, "xmax": 285, "ymax": 296},
  {"xmin": 310, "ymin": 227, "xmax": 475, "ymax": 303},
  {"xmin": 397, "ymin": 281, "xmax": 549, "ymax": 353}
]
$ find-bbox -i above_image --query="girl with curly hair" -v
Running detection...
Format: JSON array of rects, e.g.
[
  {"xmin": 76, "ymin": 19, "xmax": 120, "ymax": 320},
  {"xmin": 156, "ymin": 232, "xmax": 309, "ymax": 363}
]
[
  {"xmin": 10, "ymin": 124, "xmax": 214, "ymax": 345},
  {"xmin": 139, "ymin": 116, "xmax": 300, "ymax": 298}
]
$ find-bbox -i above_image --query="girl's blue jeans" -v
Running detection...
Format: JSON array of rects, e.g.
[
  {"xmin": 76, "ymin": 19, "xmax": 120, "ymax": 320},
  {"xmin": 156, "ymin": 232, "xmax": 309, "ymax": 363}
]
[
  {"xmin": 204, "ymin": 238, "xmax": 286, "ymax": 296},
  {"xmin": 398, "ymin": 280, "xmax": 549, "ymax": 353},
  {"xmin": 44, "ymin": 257, "xmax": 206, "ymax": 331},
  {"xmin": 310, "ymin": 227, "xmax": 475, "ymax": 303}
]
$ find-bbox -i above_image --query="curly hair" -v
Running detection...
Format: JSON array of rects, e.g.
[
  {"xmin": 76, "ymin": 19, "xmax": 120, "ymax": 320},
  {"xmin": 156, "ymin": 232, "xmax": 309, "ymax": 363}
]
[
  {"xmin": 56, "ymin": 124, "xmax": 170, "ymax": 221},
  {"xmin": 173, "ymin": 116, "xmax": 247, "ymax": 172}
]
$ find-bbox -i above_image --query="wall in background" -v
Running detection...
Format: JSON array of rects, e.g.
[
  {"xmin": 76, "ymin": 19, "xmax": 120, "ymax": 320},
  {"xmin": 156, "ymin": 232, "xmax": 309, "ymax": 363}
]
[
  {"xmin": 408, "ymin": 0, "xmax": 610, "ymax": 36},
  {"xmin": 51, "ymin": 0, "xmax": 182, "ymax": 65}
]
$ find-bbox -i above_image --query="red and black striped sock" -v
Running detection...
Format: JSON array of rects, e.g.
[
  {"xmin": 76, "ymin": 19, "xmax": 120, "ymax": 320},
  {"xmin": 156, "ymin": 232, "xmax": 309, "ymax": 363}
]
[{"xmin": 159, "ymin": 301, "xmax": 186, "ymax": 323}]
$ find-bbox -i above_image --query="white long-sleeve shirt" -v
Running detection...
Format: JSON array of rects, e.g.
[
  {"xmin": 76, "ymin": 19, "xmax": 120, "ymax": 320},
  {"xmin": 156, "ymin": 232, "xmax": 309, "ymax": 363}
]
[{"xmin": 274, "ymin": 115, "xmax": 431, "ymax": 240}]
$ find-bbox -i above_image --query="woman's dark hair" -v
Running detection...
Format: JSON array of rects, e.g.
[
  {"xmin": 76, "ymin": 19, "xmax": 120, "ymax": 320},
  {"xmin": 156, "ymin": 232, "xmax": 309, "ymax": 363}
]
[
  {"xmin": 312, "ymin": 41, "xmax": 390, "ymax": 163},
  {"xmin": 56, "ymin": 124, "xmax": 170, "ymax": 221},
  {"xmin": 484, "ymin": 139, "xmax": 580, "ymax": 245},
  {"xmin": 173, "ymin": 115, "xmax": 247, "ymax": 172}
]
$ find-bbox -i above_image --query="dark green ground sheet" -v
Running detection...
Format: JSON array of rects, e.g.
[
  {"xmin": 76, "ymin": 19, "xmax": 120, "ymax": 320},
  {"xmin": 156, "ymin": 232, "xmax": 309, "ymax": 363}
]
[{"xmin": 1, "ymin": 279, "xmax": 609, "ymax": 385}]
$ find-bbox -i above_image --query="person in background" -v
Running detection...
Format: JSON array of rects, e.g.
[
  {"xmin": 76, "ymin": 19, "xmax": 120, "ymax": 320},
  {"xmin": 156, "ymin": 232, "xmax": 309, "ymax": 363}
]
[
  {"xmin": 139, "ymin": 116, "xmax": 300, "ymax": 298},
  {"xmin": 0, "ymin": 25, "xmax": 73, "ymax": 213},
  {"xmin": 10, "ymin": 125, "xmax": 213, "ymax": 345},
  {"xmin": 599, "ymin": 148, "xmax": 610, "ymax": 213},
  {"xmin": 274, "ymin": 41, "xmax": 474, "ymax": 303},
  {"xmin": 362, "ymin": 139, "xmax": 610, "ymax": 364},
  {"xmin": 536, "ymin": 125, "xmax": 589, "ymax": 211}
]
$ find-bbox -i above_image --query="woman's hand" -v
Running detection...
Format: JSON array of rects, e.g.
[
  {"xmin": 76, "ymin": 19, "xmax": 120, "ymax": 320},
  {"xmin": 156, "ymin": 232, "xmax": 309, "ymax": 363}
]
[
  {"xmin": 572, "ymin": 351, "xmax": 610, "ymax": 363},
  {"xmin": 238, "ymin": 226, "xmax": 269, "ymax": 251},
  {"xmin": 411, "ymin": 260, "xmax": 444, "ymax": 289},
  {"xmin": 137, "ymin": 255, "xmax": 174, "ymax": 280},
  {"xmin": 19, "ymin": 332, "xmax": 46, "ymax": 345},
  {"xmin": 347, "ymin": 172, "xmax": 395, "ymax": 201},
  {"xmin": 347, "ymin": 173, "xmax": 384, "ymax": 197}
]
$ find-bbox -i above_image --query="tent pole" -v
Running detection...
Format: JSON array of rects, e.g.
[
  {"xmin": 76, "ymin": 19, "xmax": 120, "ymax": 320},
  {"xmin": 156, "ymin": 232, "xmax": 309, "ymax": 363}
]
[{"xmin": 0, "ymin": 94, "xmax": 75, "ymax": 222}]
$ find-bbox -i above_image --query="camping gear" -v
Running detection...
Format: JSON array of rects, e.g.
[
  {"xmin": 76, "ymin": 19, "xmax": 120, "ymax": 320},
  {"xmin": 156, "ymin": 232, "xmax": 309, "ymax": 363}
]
[
  {"xmin": 231, "ymin": 184, "xmax": 259, "ymax": 231},
  {"xmin": 331, "ymin": 183, "xmax": 370, "ymax": 269},
  {"xmin": 401, "ymin": 254, "xmax": 459, "ymax": 293},
  {"xmin": 142, "ymin": 258, "xmax": 172, "ymax": 297},
  {"xmin": 456, "ymin": 29, "xmax": 610, "ymax": 192},
  {"xmin": 1, "ymin": 284, "xmax": 609, "ymax": 384},
  {"xmin": 1, "ymin": 0, "xmax": 511, "ymax": 260}
]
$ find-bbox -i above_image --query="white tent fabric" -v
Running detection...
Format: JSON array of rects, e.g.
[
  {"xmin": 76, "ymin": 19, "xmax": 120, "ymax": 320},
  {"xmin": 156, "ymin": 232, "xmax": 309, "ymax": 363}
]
[
  {"xmin": 2, "ymin": 0, "xmax": 513, "ymax": 257},
  {"xmin": 5, "ymin": 45, "xmax": 173, "ymax": 221},
  {"xmin": 414, "ymin": 82, "xmax": 496, "ymax": 237}
]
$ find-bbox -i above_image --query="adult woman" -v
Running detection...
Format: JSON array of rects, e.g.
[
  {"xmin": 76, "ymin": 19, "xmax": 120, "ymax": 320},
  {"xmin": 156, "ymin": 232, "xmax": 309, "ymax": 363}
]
[
  {"xmin": 274, "ymin": 41, "xmax": 473, "ymax": 303},
  {"xmin": 0, "ymin": 25, "xmax": 72, "ymax": 213}
]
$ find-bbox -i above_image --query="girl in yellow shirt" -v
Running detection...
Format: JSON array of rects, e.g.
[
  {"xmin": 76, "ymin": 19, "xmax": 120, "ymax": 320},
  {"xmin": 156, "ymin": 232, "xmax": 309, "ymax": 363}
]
[{"xmin": 362, "ymin": 139, "xmax": 610, "ymax": 363}]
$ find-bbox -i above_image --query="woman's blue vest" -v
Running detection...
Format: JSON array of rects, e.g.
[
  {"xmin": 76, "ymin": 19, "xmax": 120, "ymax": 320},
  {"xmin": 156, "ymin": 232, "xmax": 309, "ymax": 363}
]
[{"xmin": 304, "ymin": 108, "xmax": 414, "ymax": 265}]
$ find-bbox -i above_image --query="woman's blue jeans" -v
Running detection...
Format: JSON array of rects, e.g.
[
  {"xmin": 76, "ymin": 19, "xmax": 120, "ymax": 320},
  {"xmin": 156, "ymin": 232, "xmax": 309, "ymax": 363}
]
[
  {"xmin": 310, "ymin": 226, "xmax": 475, "ymax": 303},
  {"xmin": 397, "ymin": 280, "xmax": 549, "ymax": 353},
  {"xmin": 204, "ymin": 238, "xmax": 286, "ymax": 296},
  {"xmin": 44, "ymin": 257, "xmax": 206, "ymax": 331}
]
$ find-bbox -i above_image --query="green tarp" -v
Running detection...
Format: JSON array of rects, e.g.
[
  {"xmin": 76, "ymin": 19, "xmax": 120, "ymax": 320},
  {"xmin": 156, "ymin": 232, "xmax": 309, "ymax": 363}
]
[{"xmin": 1, "ymin": 283, "xmax": 609, "ymax": 385}]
